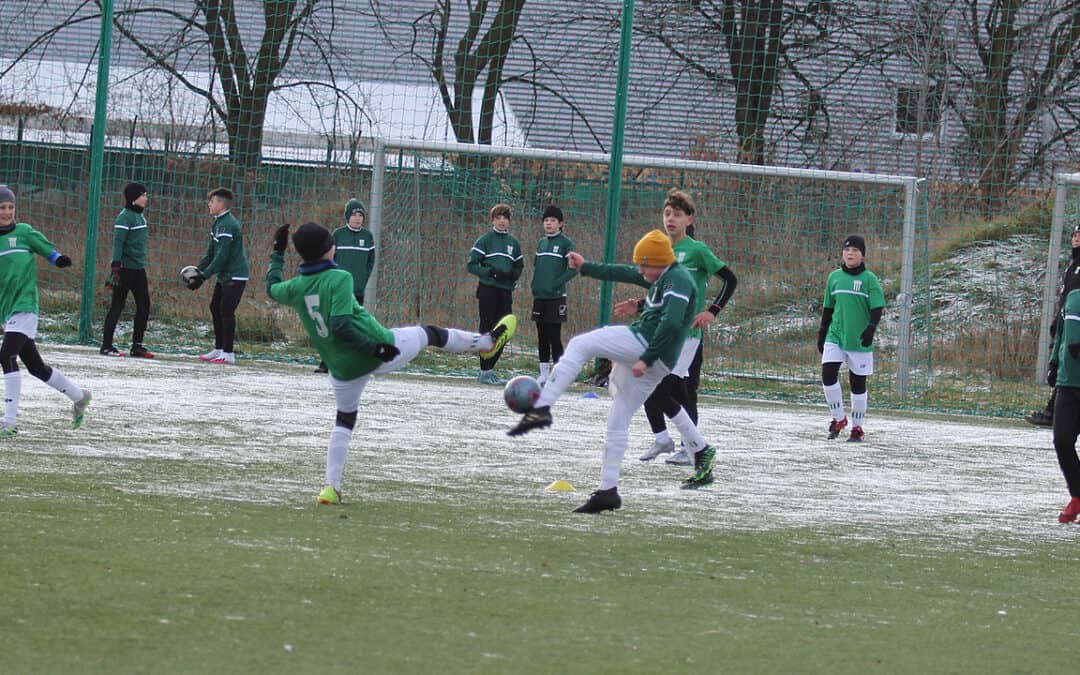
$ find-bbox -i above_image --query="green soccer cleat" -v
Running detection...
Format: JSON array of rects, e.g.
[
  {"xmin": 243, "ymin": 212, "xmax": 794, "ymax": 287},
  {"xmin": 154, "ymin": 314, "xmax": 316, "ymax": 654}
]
[
  {"xmin": 480, "ymin": 314, "xmax": 517, "ymax": 359},
  {"xmin": 317, "ymin": 485, "xmax": 342, "ymax": 505},
  {"xmin": 0, "ymin": 425, "xmax": 17, "ymax": 439},
  {"xmin": 681, "ymin": 445, "xmax": 716, "ymax": 490},
  {"xmin": 71, "ymin": 389, "xmax": 91, "ymax": 430}
]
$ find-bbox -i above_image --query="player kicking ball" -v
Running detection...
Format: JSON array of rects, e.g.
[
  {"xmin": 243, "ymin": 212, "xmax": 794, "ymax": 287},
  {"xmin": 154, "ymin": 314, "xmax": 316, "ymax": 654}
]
[
  {"xmin": 267, "ymin": 223, "xmax": 516, "ymax": 505},
  {"xmin": 508, "ymin": 230, "xmax": 716, "ymax": 514}
]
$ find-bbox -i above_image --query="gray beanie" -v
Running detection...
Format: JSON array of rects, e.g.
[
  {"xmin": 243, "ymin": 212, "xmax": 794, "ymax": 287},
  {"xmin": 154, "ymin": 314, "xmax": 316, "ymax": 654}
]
[{"xmin": 0, "ymin": 185, "xmax": 15, "ymax": 204}]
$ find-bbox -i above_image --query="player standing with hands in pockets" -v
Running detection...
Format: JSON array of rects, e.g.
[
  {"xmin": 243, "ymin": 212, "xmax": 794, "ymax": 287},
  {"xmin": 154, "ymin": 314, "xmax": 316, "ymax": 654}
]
[
  {"xmin": 467, "ymin": 203, "xmax": 523, "ymax": 385},
  {"xmin": 817, "ymin": 235, "xmax": 885, "ymax": 442}
]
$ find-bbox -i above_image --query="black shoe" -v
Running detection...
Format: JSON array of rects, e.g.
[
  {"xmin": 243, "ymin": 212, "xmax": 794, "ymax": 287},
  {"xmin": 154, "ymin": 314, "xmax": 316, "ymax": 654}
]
[
  {"xmin": 573, "ymin": 487, "xmax": 621, "ymax": 513},
  {"xmin": 508, "ymin": 406, "xmax": 552, "ymax": 436},
  {"xmin": 129, "ymin": 345, "xmax": 155, "ymax": 359},
  {"xmin": 1024, "ymin": 410, "xmax": 1053, "ymax": 427},
  {"xmin": 314, "ymin": 362, "xmax": 328, "ymax": 374},
  {"xmin": 681, "ymin": 445, "xmax": 716, "ymax": 489},
  {"xmin": 100, "ymin": 346, "xmax": 123, "ymax": 357}
]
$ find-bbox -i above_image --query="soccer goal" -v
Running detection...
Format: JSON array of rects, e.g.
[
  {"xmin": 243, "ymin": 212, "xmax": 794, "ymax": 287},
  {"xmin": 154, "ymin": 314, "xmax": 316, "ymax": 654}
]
[{"xmin": 1037, "ymin": 172, "xmax": 1080, "ymax": 381}]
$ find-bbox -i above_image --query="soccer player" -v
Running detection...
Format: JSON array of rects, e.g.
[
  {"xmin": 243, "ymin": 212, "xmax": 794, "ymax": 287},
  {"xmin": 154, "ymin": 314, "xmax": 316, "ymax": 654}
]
[
  {"xmin": 267, "ymin": 222, "xmax": 516, "ymax": 505},
  {"xmin": 1025, "ymin": 223, "xmax": 1080, "ymax": 427},
  {"xmin": 100, "ymin": 182, "xmax": 154, "ymax": 358},
  {"xmin": 0, "ymin": 185, "xmax": 91, "ymax": 437},
  {"xmin": 508, "ymin": 230, "xmax": 717, "ymax": 513},
  {"xmin": 630, "ymin": 189, "xmax": 737, "ymax": 465},
  {"xmin": 467, "ymin": 203, "xmax": 523, "ymax": 385},
  {"xmin": 314, "ymin": 197, "xmax": 376, "ymax": 374},
  {"xmin": 817, "ymin": 235, "xmax": 886, "ymax": 442},
  {"xmin": 185, "ymin": 187, "xmax": 250, "ymax": 365},
  {"xmin": 1050, "ymin": 286, "xmax": 1080, "ymax": 523},
  {"xmin": 530, "ymin": 205, "xmax": 576, "ymax": 384}
]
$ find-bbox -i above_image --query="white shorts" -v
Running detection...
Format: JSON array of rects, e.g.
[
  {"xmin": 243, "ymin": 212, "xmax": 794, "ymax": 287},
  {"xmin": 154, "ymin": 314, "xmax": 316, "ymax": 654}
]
[
  {"xmin": 821, "ymin": 342, "xmax": 874, "ymax": 376},
  {"xmin": 328, "ymin": 326, "xmax": 428, "ymax": 412},
  {"xmin": 671, "ymin": 336, "xmax": 701, "ymax": 378},
  {"xmin": 3, "ymin": 312, "xmax": 39, "ymax": 340}
]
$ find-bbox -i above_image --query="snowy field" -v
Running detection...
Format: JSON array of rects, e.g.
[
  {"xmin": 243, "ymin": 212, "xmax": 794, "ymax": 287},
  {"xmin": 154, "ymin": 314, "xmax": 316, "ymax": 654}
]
[{"xmin": 1, "ymin": 344, "xmax": 1070, "ymax": 547}]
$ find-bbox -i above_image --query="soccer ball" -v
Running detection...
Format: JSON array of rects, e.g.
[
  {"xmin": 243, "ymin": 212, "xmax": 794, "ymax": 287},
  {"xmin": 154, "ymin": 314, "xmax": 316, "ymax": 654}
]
[
  {"xmin": 179, "ymin": 265, "xmax": 201, "ymax": 287},
  {"xmin": 504, "ymin": 375, "xmax": 541, "ymax": 413}
]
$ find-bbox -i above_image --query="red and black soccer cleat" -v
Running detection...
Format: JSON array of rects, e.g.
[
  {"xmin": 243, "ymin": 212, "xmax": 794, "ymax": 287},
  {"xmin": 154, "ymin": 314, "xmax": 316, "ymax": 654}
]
[
  {"xmin": 1059, "ymin": 497, "xmax": 1080, "ymax": 523},
  {"xmin": 827, "ymin": 417, "xmax": 848, "ymax": 440}
]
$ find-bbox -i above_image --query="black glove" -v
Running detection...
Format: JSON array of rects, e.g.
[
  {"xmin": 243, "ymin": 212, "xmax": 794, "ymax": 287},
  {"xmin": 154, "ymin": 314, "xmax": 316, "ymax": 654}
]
[
  {"xmin": 817, "ymin": 327, "xmax": 828, "ymax": 354},
  {"xmin": 1048, "ymin": 362, "xmax": 1059, "ymax": 387},
  {"xmin": 273, "ymin": 224, "xmax": 290, "ymax": 254},
  {"xmin": 1070, "ymin": 343, "xmax": 1080, "ymax": 360},
  {"xmin": 55, "ymin": 255, "xmax": 72, "ymax": 268},
  {"xmin": 489, "ymin": 269, "xmax": 507, "ymax": 281},
  {"xmin": 372, "ymin": 343, "xmax": 400, "ymax": 362},
  {"xmin": 105, "ymin": 260, "xmax": 121, "ymax": 289},
  {"xmin": 187, "ymin": 272, "xmax": 205, "ymax": 291},
  {"xmin": 860, "ymin": 324, "xmax": 877, "ymax": 347}
]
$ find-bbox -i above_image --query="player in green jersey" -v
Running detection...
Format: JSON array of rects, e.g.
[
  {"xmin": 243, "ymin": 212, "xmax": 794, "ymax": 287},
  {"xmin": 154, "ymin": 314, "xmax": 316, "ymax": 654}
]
[
  {"xmin": 508, "ymin": 230, "xmax": 717, "ymax": 513},
  {"xmin": 0, "ymin": 185, "xmax": 91, "ymax": 438},
  {"xmin": 186, "ymin": 187, "xmax": 250, "ymax": 365},
  {"xmin": 101, "ymin": 182, "xmax": 154, "ymax": 358},
  {"xmin": 267, "ymin": 222, "xmax": 516, "ymax": 505},
  {"xmin": 467, "ymin": 203, "xmax": 523, "ymax": 385},
  {"xmin": 1049, "ymin": 287, "xmax": 1080, "ymax": 523},
  {"xmin": 315, "ymin": 198, "xmax": 377, "ymax": 374},
  {"xmin": 817, "ymin": 235, "xmax": 886, "ymax": 442},
  {"xmin": 530, "ymin": 205, "xmax": 577, "ymax": 385}
]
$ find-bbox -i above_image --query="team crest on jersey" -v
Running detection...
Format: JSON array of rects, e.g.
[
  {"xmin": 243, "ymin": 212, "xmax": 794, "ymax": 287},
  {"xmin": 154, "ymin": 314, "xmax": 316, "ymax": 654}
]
[
  {"xmin": 8, "ymin": 236, "xmax": 15, "ymax": 248},
  {"xmin": 507, "ymin": 245, "xmax": 514, "ymax": 254},
  {"xmin": 677, "ymin": 252, "xmax": 686, "ymax": 262},
  {"xmin": 853, "ymin": 280, "xmax": 863, "ymax": 292},
  {"xmin": 553, "ymin": 245, "xmax": 560, "ymax": 253}
]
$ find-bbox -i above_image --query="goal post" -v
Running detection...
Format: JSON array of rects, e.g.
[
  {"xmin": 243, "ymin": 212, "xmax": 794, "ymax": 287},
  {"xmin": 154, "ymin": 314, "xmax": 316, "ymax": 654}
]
[{"xmin": 1038, "ymin": 172, "xmax": 1080, "ymax": 382}]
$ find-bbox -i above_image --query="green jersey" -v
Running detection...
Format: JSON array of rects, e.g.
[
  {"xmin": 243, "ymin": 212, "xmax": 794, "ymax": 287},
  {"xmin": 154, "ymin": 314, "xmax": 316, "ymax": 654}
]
[
  {"xmin": 332, "ymin": 225, "xmax": 376, "ymax": 297},
  {"xmin": 112, "ymin": 207, "xmax": 148, "ymax": 269},
  {"xmin": 467, "ymin": 228, "xmax": 523, "ymax": 291},
  {"xmin": 0, "ymin": 222, "xmax": 58, "ymax": 321},
  {"xmin": 673, "ymin": 236, "xmax": 727, "ymax": 339},
  {"xmin": 531, "ymin": 232, "xmax": 577, "ymax": 299},
  {"xmin": 267, "ymin": 253, "xmax": 393, "ymax": 380},
  {"xmin": 579, "ymin": 261, "xmax": 696, "ymax": 369},
  {"xmin": 197, "ymin": 210, "xmax": 250, "ymax": 281},
  {"xmin": 1051, "ymin": 289, "xmax": 1080, "ymax": 388},
  {"xmin": 822, "ymin": 266, "xmax": 886, "ymax": 352}
]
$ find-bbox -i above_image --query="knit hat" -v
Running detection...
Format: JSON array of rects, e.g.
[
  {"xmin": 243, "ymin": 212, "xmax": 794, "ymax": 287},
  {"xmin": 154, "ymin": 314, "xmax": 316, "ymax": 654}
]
[
  {"xmin": 1073, "ymin": 221, "xmax": 1080, "ymax": 234},
  {"xmin": 344, "ymin": 198, "xmax": 366, "ymax": 222},
  {"xmin": 292, "ymin": 222, "xmax": 334, "ymax": 261},
  {"xmin": 843, "ymin": 235, "xmax": 866, "ymax": 255},
  {"xmin": 633, "ymin": 229, "xmax": 675, "ymax": 267},
  {"xmin": 0, "ymin": 185, "xmax": 14, "ymax": 204},
  {"xmin": 542, "ymin": 205, "xmax": 564, "ymax": 222},
  {"xmin": 123, "ymin": 182, "xmax": 147, "ymax": 207}
]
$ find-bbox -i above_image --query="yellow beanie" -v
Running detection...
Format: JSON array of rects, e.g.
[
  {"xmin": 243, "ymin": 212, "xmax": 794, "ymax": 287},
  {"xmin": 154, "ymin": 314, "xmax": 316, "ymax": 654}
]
[{"xmin": 633, "ymin": 229, "xmax": 675, "ymax": 266}]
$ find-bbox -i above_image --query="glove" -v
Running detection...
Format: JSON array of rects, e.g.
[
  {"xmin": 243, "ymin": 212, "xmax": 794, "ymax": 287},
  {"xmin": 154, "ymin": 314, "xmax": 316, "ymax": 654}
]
[
  {"xmin": 489, "ymin": 269, "xmax": 507, "ymax": 281},
  {"xmin": 1048, "ymin": 362, "xmax": 1059, "ymax": 387},
  {"xmin": 817, "ymin": 327, "xmax": 828, "ymax": 354},
  {"xmin": 1070, "ymin": 343, "xmax": 1080, "ymax": 360},
  {"xmin": 55, "ymin": 255, "xmax": 72, "ymax": 268},
  {"xmin": 187, "ymin": 272, "xmax": 205, "ymax": 291},
  {"xmin": 860, "ymin": 324, "xmax": 877, "ymax": 347},
  {"xmin": 105, "ymin": 261, "xmax": 121, "ymax": 289},
  {"xmin": 372, "ymin": 343, "xmax": 400, "ymax": 362},
  {"xmin": 273, "ymin": 224, "xmax": 290, "ymax": 254}
]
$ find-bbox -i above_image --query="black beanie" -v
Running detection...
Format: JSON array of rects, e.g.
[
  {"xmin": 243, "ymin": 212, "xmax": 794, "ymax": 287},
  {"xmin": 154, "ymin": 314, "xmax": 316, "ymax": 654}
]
[
  {"xmin": 542, "ymin": 205, "xmax": 564, "ymax": 222},
  {"xmin": 344, "ymin": 198, "xmax": 366, "ymax": 222},
  {"xmin": 842, "ymin": 235, "xmax": 866, "ymax": 255},
  {"xmin": 123, "ymin": 182, "xmax": 147, "ymax": 207},
  {"xmin": 292, "ymin": 222, "xmax": 334, "ymax": 262}
]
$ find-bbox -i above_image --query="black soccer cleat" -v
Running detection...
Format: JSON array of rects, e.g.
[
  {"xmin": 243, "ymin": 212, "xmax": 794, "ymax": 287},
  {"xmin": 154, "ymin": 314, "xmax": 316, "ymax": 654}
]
[
  {"xmin": 1024, "ymin": 410, "xmax": 1053, "ymax": 427},
  {"xmin": 681, "ymin": 445, "xmax": 716, "ymax": 490},
  {"xmin": 507, "ymin": 406, "xmax": 552, "ymax": 436},
  {"xmin": 573, "ymin": 487, "xmax": 621, "ymax": 514}
]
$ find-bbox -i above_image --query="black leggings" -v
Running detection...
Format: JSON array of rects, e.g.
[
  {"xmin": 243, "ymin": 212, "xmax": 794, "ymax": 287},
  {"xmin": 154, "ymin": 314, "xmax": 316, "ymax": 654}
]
[
  {"xmin": 477, "ymin": 284, "xmax": 512, "ymax": 370},
  {"xmin": 0, "ymin": 332, "xmax": 51, "ymax": 381},
  {"xmin": 210, "ymin": 280, "xmax": 246, "ymax": 352},
  {"xmin": 1054, "ymin": 387, "xmax": 1080, "ymax": 498},
  {"xmin": 102, "ymin": 267, "xmax": 151, "ymax": 348},
  {"xmin": 644, "ymin": 342, "xmax": 703, "ymax": 433},
  {"xmin": 536, "ymin": 322, "xmax": 564, "ymax": 363},
  {"xmin": 822, "ymin": 362, "xmax": 867, "ymax": 394}
]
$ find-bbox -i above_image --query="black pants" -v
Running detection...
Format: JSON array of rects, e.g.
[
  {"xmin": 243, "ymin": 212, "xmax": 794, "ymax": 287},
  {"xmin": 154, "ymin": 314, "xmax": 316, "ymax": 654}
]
[
  {"xmin": 0, "ymin": 331, "xmax": 51, "ymax": 380},
  {"xmin": 1053, "ymin": 386, "xmax": 1080, "ymax": 498},
  {"xmin": 102, "ymin": 267, "xmax": 150, "ymax": 349},
  {"xmin": 644, "ymin": 341, "xmax": 703, "ymax": 432},
  {"xmin": 210, "ymin": 280, "xmax": 246, "ymax": 353},
  {"xmin": 477, "ymin": 283, "xmax": 512, "ymax": 370}
]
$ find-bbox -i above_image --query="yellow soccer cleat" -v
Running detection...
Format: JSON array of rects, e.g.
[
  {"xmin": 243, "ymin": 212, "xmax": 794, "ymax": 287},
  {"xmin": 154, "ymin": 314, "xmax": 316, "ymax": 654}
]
[
  {"xmin": 480, "ymin": 314, "xmax": 517, "ymax": 359},
  {"xmin": 317, "ymin": 485, "xmax": 341, "ymax": 505}
]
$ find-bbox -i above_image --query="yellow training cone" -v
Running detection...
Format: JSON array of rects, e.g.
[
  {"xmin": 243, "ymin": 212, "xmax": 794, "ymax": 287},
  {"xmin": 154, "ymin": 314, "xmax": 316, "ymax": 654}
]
[{"xmin": 546, "ymin": 480, "xmax": 575, "ymax": 492}]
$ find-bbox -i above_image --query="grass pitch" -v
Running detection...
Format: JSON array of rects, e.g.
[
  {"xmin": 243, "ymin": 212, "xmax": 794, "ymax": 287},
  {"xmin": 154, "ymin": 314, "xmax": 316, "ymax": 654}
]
[{"xmin": 0, "ymin": 346, "xmax": 1077, "ymax": 673}]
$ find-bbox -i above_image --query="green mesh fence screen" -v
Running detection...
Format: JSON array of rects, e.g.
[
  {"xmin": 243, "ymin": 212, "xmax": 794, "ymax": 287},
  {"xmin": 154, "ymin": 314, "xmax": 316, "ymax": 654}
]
[{"xmin": 2, "ymin": 0, "xmax": 1078, "ymax": 417}]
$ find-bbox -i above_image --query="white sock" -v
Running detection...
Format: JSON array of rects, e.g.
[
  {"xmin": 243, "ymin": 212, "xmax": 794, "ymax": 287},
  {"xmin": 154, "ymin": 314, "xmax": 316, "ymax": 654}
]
[
  {"xmin": 654, "ymin": 428, "xmax": 672, "ymax": 445},
  {"xmin": 851, "ymin": 392, "xmax": 868, "ymax": 428},
  {"xmin": 445, "ymin": 328, "xmax": 485, "ymax": 353},
  {"xmin": 46, "ymin": 369, "xmax": 82, "ymax": 401},
  {"xmin": 325, "ymin": 426, "xmax": 352, "ymax": 490},
  {"xmin": 538, "ymin": 362, "xmax": 551, "ymax": 383},
  {"xmin": 4, "ymin": 371, "xmax": 21, "ymax": 427},
  {"xmin": 823, "ymin": 382, "xmax": 845, "ymax": 421},
  {"xmin": 668, "ymin": 408, "xmax": 706, "ymax": 452}
]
